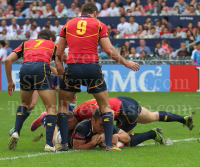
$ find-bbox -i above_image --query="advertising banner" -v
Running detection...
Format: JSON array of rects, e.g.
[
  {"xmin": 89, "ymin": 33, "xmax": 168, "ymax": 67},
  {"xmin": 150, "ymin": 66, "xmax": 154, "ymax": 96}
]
[
  {"xmin": 1, "ymin": 64, "xmax": 170, "ymax": 92},
  {"xmin": 170, "ymin": 65, "xmax": 200, "ymax": 92}
]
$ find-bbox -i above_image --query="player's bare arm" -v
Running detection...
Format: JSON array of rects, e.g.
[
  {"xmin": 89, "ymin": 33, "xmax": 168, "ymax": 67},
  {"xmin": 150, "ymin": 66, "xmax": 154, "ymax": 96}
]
[
  {"xmin": 56, "ymin": 37, "xmax": 67, "ymax": 75},
  {"xmin": 5, "ymin": 52, "xmax": 19, "ymax": 96},
  {"xmin": 73, "ymin": 134, "xmax": 99, "ymax": 150},
  {"xmin": 50, "ymin": 66, "xmax": 58, "ymax": 75},
  {"xmin": 100, "ymin": 37, "xmax": 140, "ymax": 71},
  {"xmin": 113, "ymin": 129, "xmax": 130, "ymax": 144}
]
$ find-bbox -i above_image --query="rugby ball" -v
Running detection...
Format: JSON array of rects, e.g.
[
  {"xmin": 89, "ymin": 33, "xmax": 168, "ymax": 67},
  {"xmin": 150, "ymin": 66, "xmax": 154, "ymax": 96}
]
[
  {"xmin": 99, "ymin": 141, "xmax": 124, "ymax": 149},
  {"xmin": 55, "ymin": 131, "xmax": 61, "ymax": 146}
]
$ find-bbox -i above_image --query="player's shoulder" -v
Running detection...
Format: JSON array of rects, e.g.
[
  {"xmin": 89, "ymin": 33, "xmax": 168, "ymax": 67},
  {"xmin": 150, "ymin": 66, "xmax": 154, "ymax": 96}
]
[{"xmin": 76, "ymin": 119, "xmax": 91, "ymax": 132}]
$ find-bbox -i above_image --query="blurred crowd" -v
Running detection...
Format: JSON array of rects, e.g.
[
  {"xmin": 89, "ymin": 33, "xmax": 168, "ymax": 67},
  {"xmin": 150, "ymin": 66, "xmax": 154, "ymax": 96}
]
[
  {"xmin": 98, "ymin": 39, "xmax": 196, "ymax": 60},
  {"xmin": 0, "ymin": 0, "xmax": 200, "ymax": 19},
  {"xmin": 0, "ymin": 0, "xmax": 200, "ymax": 61}
]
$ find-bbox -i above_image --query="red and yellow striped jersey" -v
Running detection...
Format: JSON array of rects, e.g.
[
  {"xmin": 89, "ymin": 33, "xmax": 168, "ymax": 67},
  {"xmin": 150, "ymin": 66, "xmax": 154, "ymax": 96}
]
[{"xmin": 60, "ymin": 15, "xmax": 108, "ymax": 63}]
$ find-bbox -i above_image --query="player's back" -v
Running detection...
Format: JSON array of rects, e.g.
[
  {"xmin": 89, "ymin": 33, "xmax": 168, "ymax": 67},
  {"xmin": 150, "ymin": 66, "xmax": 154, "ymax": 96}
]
[
  {"xmin": 74, "ymin": 98, "xmax": 122, "ymax": 121},
  {"xmin": 61, "ymin": 15, "xmax": 108, "ymax": 63},
  {"xmin": 23, "ymin": 39, "xmax": 56, "ymax": 64}
]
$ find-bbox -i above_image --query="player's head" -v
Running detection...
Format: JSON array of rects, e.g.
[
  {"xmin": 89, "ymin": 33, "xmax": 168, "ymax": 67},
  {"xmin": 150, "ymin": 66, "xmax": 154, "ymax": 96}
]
[
  {"xmin": 38, "ymin": 29, "xmax": 56, "ymax": 42},
  {"xmin": 68, "ymin": 112, "xmax": 79, "ymax": 130},
  {"xmin": 92, "ymin": 109, "xmax": 103, "ymax": 134},
  {"xmin": 82, "ymin": 2, "xmax": 98, "ymax": 18},
  {"xmin": 0, "ymin": 40, "xmax": 5, "ymax": 48}
]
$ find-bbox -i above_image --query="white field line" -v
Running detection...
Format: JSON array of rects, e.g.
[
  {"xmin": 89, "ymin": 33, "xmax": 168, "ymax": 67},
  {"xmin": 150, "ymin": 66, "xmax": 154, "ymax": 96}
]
[
  {"xmin": 0, "ymin": 150, "xmax": 80, "ymax": 161},
  {"xmin": 0, "ymin": 138, "xmax": 199, "ymax": 161},
  {"xmin": 138, "ymin": 138, "xmax": 198, "ymax": 146}
]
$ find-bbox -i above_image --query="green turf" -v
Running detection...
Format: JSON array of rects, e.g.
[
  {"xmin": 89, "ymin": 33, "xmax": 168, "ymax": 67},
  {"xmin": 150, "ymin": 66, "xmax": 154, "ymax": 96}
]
[{"xmin": 0, "ymin": 91, "xmax": 199, "ymax": 167}]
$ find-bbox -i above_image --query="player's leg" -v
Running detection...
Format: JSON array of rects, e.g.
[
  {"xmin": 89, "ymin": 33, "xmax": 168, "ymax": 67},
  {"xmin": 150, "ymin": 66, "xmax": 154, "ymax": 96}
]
[
  {"xmin": 137, "ymin": 107, "xmax": 159, "ymax": 123},
  {"xmin": 37, "ymin": 89, "xmax": 57, "ymax": 151},
  {"xmin": 8, "ymin": 90, "xmax": 34, "ymax": 151},
  {"xmin": 57, "ymin": 90, "xmax": 76, "ymax": 151},
  {"xmin": 9, "ymin": 90, "xmax": 39, "ymax": 136},
  {"xmin": 138, "ymin": 107, "xmax": 194, "ymax": 130},
  {"xmin": 93, "ymin": 90, "xmax": 114, "ymax": 149},
  {"xmin": 116, "ymin": 97, "xmax": 139, "ymax": 134},
  {"xmin": 129, "ymin": 127, "xmax": 165, "ymax": 147}
]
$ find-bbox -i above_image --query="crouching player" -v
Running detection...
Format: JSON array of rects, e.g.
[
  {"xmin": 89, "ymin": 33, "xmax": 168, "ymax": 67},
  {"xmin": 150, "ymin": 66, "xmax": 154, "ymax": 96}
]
[
  {"xmin": 54, "ymin": 110, "xmax": 165, "ymax": 150},
  {"xmin": 5, "ymin": 30, "xmax": 58, "ymax": 152}
]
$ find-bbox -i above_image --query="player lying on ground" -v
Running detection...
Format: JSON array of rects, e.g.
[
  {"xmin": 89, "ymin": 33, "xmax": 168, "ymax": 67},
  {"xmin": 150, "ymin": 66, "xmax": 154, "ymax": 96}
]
[
  {"xmin": 54, "ymin": 110, "xmax": 165, "ymax": 150},
  {"xmin": 55, "ymin": 2, "xmax": 140, "ymax": 151},
  {"xmin": 31, "ymin": 96, "xmax": 194, "ymax": 135},
  {"xmin": 5, "ymin": 30, "xmax": 61, "ymax": 152}
]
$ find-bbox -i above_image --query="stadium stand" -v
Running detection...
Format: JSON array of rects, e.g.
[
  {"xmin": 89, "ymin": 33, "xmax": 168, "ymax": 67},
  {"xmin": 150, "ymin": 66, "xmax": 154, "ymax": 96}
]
[{"xmin": 0, "ymin": 0, "xmax": 200, "ymax": 63}]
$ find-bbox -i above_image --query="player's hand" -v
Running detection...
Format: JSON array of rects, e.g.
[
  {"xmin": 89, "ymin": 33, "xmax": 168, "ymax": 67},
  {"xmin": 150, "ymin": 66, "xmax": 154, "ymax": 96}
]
[
  {"xmin": 97, "ymin": 133, "xmax": 105, "ymax": 144},
  {"xmin": 8, "ymin": 81, "xmax": 15, "ymax": 96},
  {"xmin": 91, "ymin": 134, "xmax": 100, "ymax": 145},
  {"xmin": 112, "ymin": 134, "xmax": 119, "ymax": 146},
  {"xmin": 125, "ymin": 60, "xmax": 140, "ymax": 72},
  {"xmin": 71, "ymin": 95, "xmax": 77, "ymax": 103}
]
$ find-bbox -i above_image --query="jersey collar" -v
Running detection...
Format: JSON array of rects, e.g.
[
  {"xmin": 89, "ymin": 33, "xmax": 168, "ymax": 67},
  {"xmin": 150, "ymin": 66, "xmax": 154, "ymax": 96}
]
[{"xmin": 81, "ymin": 14, "xmax": 92, "ymax": 18}]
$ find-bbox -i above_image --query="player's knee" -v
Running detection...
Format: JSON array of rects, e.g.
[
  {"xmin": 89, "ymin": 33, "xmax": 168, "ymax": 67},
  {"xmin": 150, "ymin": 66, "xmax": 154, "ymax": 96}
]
[{"xmin": 46, "ymin": 105, "xmax": 57, "ymax": 115}]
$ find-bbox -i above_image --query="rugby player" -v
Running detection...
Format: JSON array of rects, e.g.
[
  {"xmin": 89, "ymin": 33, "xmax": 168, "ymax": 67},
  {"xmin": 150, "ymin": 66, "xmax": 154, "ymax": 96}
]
[
  {"xmin": 55, "ymin": 110, "xmax": 165, "ymax": 150},
  {"xmin": 31, "ymin": 96, "xmax": 194, "ymax": 135},
  {"xmin": 5, "ymin": 30, "xmax": 58, "ymax": 152},
  {"xmin": 9, "ymin": 66, "xmax": 59, "ymax": 136},
  {"xmin": 56, "ymin": 2, "xmax": 140, "ymax": 151}
]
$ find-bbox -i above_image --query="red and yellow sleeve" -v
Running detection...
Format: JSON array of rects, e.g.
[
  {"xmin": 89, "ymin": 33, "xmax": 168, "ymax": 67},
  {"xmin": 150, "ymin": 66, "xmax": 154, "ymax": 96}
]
[
  {"xmin": 60, "ymin": 25, "xmax": 66, "ymax": 38},
  {"xmin": 99, "ymin": 22, "xmax": 108, "ymax": 38},
  {"xmin": 13, "ymin": 42, "xmax": 24, "ymax": 58}
]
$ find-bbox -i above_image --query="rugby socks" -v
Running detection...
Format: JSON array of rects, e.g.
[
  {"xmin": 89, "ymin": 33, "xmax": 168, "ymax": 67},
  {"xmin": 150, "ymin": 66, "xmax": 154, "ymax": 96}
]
[
  {"xmin": 158, "ymin": 111, "xmax": 186, "ymax": 124},
  {"xmin": 46, "ymin": 115, "xmax": 56, "ymax": 147},
  {"xmin": 130, "ymin": 130, "xmax": 156, "ymax": 147},
  {"xmin": 68, "ymin": 103, "xmax": 75, "ymax": 112},
  {"xmin": 14, "ymin": 106, "xmax": 28, "ymax": 135},
  {"xmin": 102, "ymin": 112, "xmax": 113, "ymax": 148},
  {"xmin": 57, "ymin": 113, "xmax": 68, "ymax": 145}
]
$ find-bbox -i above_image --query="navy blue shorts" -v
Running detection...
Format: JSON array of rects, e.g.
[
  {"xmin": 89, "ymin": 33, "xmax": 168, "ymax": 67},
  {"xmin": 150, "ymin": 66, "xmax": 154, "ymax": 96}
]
[
  {"xmin": 53, "ymin": 76, "xmax": 61, "ymax": 87},
  {"xmin": 60, "ymin": 63, "xmax": 107, "ymax": 94},
  {"xmin": 20, "ymin": 62, "xmax": 54, "ymax": 91},
  {"xmin": 116, "ymin": 96, "xmax": 141, "ymax": 132}
]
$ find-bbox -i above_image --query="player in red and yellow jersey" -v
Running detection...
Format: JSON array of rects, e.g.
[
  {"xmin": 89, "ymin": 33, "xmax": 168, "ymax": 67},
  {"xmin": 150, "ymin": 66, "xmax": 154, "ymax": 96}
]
[
  {"xmin": 56, "ymin": 2, "xmax": 140, "ymax": 151},
  {"xmin": 5, "ymin": 30, "xmax": 58, "ymax": 152}
]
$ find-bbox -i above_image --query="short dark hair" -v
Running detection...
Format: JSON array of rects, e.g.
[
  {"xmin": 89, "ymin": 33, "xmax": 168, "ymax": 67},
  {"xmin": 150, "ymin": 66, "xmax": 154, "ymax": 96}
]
[
  {"xmin": 164, "ymin": 27, "xmax": 169, "ymax": 30},
  {"xmin": 82, "ymin": 2, "xmax": 98, "ymax": 15},
  {"xmin": 197, "ymin": 41, "xmax": 200, "ymax": 46},
  {"xmin": 156, "ymin": 41, "xmax": 160, "ymax": 45},
  {"xmin": 0, "ymin": 41, "xmax": 5, "ymax": 47},
  {"xmin": 177, "ymin": 25, "xmax": 183, "ymax": 29},
  {"xmin": 141, "ymin": 50, "xmax": 147, "ymax": 54},
  {"xmin": 163, "ymin": 16, "xmax": 169, "ymax": 22},
  {"xmin": 92, "ymin": 108, "xmax": 102, "ymax": 121},
  {"xmin": 38, "ymin": 29, "xmax": 56, "ymax": 42},
  {"xmin": 120, "ymin": 15, "xmax": 126, "ymax": 19}
]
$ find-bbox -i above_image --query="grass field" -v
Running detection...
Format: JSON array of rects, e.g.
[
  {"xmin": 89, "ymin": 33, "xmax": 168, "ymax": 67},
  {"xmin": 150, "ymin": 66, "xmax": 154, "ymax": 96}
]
[{"xmin": 0, "ymin": 91, "xmax": 199, "ymax": 167}]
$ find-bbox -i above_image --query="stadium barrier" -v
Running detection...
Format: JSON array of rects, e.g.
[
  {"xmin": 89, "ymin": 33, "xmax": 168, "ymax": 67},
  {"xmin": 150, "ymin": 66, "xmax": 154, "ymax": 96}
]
[
  {"xmin": 8, "ymin": 39, "xmax": 189, "ymax": 52},
  {"xmin": 0, "ymin": 64, "xmax": 199, "ymax": 92}
]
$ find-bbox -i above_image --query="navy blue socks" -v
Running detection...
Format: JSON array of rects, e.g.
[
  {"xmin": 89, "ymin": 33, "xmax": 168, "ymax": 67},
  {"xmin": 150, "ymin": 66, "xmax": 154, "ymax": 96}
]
[
  {"xmin": 57, "ymin": 113, "xmax": 69, "ymax": 145},
  {"xmin": 14, "ymin": 106, "xmax": 28, "ymax": 135},
  {"xmin": 46, "ymin": 115, "xmax": 56, "ymax": 147},
  {"xmin": 158, "ymin": 111, "xmax": 186, "ymax": 124},
  {"xmin": 102, "ymin": 112, "xmax": 113, "ymax": 148},
  {"xmin": 130, "ymin": 130, "xmax": 156, "ymax": 147}
]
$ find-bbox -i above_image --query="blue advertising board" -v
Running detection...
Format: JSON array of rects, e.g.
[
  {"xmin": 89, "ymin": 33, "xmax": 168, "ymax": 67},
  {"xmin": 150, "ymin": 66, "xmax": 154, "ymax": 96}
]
[{"xmin": 1, "ymin": 64, "xmax": 170, "ymax": 92}]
